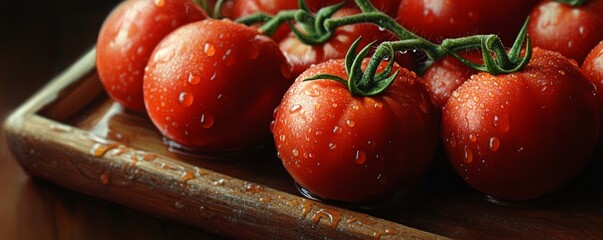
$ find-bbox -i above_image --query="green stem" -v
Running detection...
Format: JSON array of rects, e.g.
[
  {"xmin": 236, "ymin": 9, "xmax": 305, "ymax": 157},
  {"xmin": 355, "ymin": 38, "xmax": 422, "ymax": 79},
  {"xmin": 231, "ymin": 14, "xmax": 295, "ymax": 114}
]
[{"xmin": 555, "ymin": 0, "xmax": 587, "ymax": 6}]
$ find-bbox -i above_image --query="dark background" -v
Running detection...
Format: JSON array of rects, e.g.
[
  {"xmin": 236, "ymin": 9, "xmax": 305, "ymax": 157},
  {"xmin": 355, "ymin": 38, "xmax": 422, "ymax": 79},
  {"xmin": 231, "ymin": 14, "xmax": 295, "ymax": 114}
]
[{"xmin": 0, "ymin": 1, "xmax": 221, "ymax": 239}]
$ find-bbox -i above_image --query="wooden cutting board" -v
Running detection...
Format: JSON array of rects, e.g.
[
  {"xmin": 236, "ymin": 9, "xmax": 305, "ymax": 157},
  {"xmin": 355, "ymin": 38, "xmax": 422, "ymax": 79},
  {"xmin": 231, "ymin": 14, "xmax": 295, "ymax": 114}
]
[{"xmin": 4, "ymin": 49, "xmax": 603, "ymax": 239}]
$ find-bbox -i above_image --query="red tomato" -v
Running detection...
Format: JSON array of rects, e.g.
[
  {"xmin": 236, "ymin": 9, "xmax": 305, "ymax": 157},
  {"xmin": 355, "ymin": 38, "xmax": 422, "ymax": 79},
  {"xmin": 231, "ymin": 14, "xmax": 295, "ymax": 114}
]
[
  {"xmin": 279, "ymin": 8, "xmax": 392, "ymax": 77},
  {"xmin": 421, "ymin": 51, "xmax": 482, "ymax": 108},
  {"xmin": 396, "ymin": 0, "xmax": 537, "ymax": 44},
  {"xmin": 442, "ymin": 48, "xmax": 599, "ymax": 201},
  {"xmin": 144, "ymin": 19, "xmax": 293, "ymax": 152},
  {"xmin": 96, "ymin": 0, "xmax": 207, "ymax": 112},
  {"xmin": 304, "ymin": 0, "xmax": 401, "ymax": 17},
  {"xmin": 582, "ymin": 40, "xmax": 603, "ymax": 130},
  {"xmin": 272, "ymin": 59, "xmax": 439, "ymax": 203},
  {"xmin": 528, "ymin": 0, "xmax": 603, "ymax": 64}
]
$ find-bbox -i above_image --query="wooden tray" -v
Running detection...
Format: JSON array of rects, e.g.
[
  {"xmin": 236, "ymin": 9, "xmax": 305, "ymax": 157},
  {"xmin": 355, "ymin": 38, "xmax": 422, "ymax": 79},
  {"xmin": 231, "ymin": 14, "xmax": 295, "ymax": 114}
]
[{"xmin": 4, "ymin": 49, "xmax": 603, "ymax": 239}]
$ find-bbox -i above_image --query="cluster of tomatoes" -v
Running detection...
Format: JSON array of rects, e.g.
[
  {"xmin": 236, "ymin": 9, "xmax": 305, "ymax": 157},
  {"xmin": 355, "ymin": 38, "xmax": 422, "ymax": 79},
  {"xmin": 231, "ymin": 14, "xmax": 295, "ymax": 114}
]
[{"xmin": 96, "ymin": 0, "xmax": 603, "ymax": 204}]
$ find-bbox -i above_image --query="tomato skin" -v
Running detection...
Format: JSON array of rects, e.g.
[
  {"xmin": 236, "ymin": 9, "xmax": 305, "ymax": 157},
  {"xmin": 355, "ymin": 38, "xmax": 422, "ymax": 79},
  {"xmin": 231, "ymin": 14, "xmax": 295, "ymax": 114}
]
[
  {"xmin": 272, "ymin": 59, "xmax": 439, "ymax": 203},
  {"xmin": 396, "ymin": 0, "xmax": 537, "ymax": 44},
  {"xmin": 582, "ymin": 41, "xmax": 603, "ymax": 131},
  {"xmin": 304, "ymin": 0, "xmax": 401, "ymax": 17},
  {"xmin": 144, "ymin": 19, "xmax": 293, "ymax": 152},
  {"xmin": 442, "ymin": 48, "xmax": 599, "ymax": 201},
  {"xmin": 96, "ymin": 0, "xmax": 207, "ymax": 112},
  {"xmin": 420, "ymin": 51, "xmax": 482, "ymax": 108},
  {"xmin": 528, "ymin": 0, "xmax": 603, "ymax": 64},
  {"xmin": 279, "ymin": 8, "xmax": 391, "ymax": 78}
]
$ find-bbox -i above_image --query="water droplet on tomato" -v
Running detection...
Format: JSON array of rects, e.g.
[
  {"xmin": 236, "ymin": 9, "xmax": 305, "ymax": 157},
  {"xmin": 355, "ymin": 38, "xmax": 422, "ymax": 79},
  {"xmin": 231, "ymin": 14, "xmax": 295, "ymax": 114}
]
[
  {"xmin": 355, "ymin": 150, "xmax": 366, "ymax": 164},
  {"xmin": 290, "ymin": 104, "xmax": 302, "ymax": 113},
  {"xmin": 468, "ymin": 133, "xmax": 477, "ymax": 143},
  {"xmin": 373, "ymin": 101, "xmax": 383, "ymax": 109},
  {"xmin": 328, "ymin": 142, "xmax": 336, "ymax": 150},
  {"xmin": 489, "ymin": 137, "xmax": 500, "ymax": 152},
  {"xmin": 568, "ymin": 41, "xmax": 573, "ymax": 49},
  {"xmin": 558, "ymin": 70, "xmax": 566, "ymax": 76},
  {"xmin": 154, "ymin": 0, "xmax": 165, "ymax": 7},
  {"xmin": 200, "ymin": 112, "xmax": 214, "ymax": 128},
  {"xmin": 137, "ymin": 46, "xmax": 144, "ymax": 55},
  {"xmin": 178, "ymin": 92, "xmax": 193, "ymax": 107},
  {"xmin": 493, "ymin": 115, "xmax": 509, "ymax": 133},
  {"xmin": 280, "ymin": 64, "xmax": 292, "ymax": 80},
  {"xmin": 376, "ymin": 174, "xmax": 388, "ymax": 184},
  {"xmin": 100, "ymin": 173, "xmax": 110, "ymax": 185},
  {"xmin": 248, "ymin": 42, "xmax": 260, "ymax": 60},
  {"xmin": 188, "ymin": 72, "xmax": 200, "ymax": 85},
  {"xmin": 210, "ymin": 72, "xmax": 217, "ymax": 81},
  {"xmin": 279, "ymin": 134, "xmax": 286, "ymax": 142},
  {"xmin": 464, "ymin": 146, "xmax": 473, "ymax": 164},
  {"xmin": 332, "ymin": 125, "xmax": 343, "ymax": 134},
  {"xmin": 204, "ymin": 43, "xmax": 216, "ymax": 56},
  {"xmin": 346, "ymin": 119, "xmax": 355, "ymax": 128},
  {"xmin": 292, "ymin": 149, "xmax": 299, "ymax": 157},
  {"xmin": 304, "ymin": 89, "xmax": 320, "ymax": 97}
]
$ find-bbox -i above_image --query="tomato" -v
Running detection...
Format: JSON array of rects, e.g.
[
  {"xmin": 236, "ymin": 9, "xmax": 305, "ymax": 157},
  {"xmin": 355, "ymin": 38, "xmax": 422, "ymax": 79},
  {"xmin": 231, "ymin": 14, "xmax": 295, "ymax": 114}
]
[
  {"xmin": 420, "ymin": 51, "xmax": 482, "ymax": 108},
  {"xmin": 582, "ymin": 40, "xmax": 603, "ymax": 131},
  {"xmin": 396, "ymin": 0, "xmax": 537, "ymax": 45},
  {"xmin": 144, "ymin": 19, "xmax": 293, "ymax": 152},
  {"xmin": 279, "ymin": 8, "xmax": 393, "ymax": 78},
  {"xmin": 304, "ymin": 0, "xmax": 401, "ymax": 17},
  {"xmin": 96, "ymin": 0, "xmax": 207, "ymax": 112},
  {"xmin": 272, "ymin": 59, "xmax": 439, "ymax": 203},
  {"xmin": 442, "ymin": 48, "xmax": 599, "ymax": 201},
  {"xmin": 528, "ymin": 0, "xmax": 603, "ymax": 64}
]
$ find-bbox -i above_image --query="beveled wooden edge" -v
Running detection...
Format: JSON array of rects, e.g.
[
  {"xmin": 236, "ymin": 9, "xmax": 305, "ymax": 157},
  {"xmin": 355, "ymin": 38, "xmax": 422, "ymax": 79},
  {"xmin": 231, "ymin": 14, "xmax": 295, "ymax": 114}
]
[{"xmin": 3, "ymin": 48, "xmax": 447, "ymax": 239}]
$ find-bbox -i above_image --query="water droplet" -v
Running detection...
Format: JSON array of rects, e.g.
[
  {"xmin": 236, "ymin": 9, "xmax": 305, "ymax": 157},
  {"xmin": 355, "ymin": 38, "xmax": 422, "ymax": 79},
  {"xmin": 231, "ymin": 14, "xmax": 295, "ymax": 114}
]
[
  {"xmin": 210, "ymin": 72, "xmax": 217, "ymax": 81},
  {"xmin": 332, "ymin": 125, "xmax": 343, "ymax": 134},
  {"xmin": 142, "ymin": 154, "xmax": 157, "ymax": 161},
  {"xmin": 281, "ymin": 63, "xmax": 292, "ymax": 79},
  {"xmin": 212, "ymin": 179, "xmax": 226, "ymax": 186},
  {"xmin": 204, "ymin": 43, "xmax": 216, "ymax": 56},
  {"xmin": 178, "ymin": 92, "xmax": 194, "ymax": 107},
  {"xmin": 373, "ymin": 101, "xmax": 383, "ymax": 109},
  {"xmin": 154, "ymin": 0, "xmax": 165, "ymax": 7},
  {"xmin": 260, "ymin": 197, "xmax": 271, "ymax": 203},
  {"xmin": 292, "ymin": 148, "xmax": 299, "ymax": 157},
  {"xmin": 355, "ymin": 150, "xmax": 366, "ymax": 164},
  {"xmin": 188, "ymin": 72, "xmax": 200, "ymax": 85},
  {"xmin": 489, "ymin": 137, "xmax": 500, "ymax": 152},
  {"xmin": 244, "ymin": 182, "xmax": 264, "ymax": 193},
  {"xmin": 174, "ymin": 201, "xmax": 185, "ymax": 210},
  {"xmin": 568, "ymin": 41, "xmax": 573, "ymax": 49},
  {"xmin": 493, "ymin": 115, "xmax": 510, "ymax": 133},
  {"xmin": 90, "ymin": 143, "xmax": 119, "ymax": 157},
  {"xmin": 558, "ymin": 70, "xmax": 566, "ymax": 76},
  {"xmin": 328, "ymin": 142, "xmax": 336, "ymax": 150},
  {"xmin": 248, "ymin": 42, "xmax": 260, "ymax": 59},
  {"xmin": 304, "ymin": 89, "xmax": 320, "ymax": 97},
  {"xmin": 100, "ymin": 173, "xmax": 110, "ymax": 185},
  {"xmin": 200, "ymin": 112, "xmax": 215, "ymax": 128},
  {"xmin": 376, "ymin": 174, "xmax": 388, "ymax": 185},
  {"xmin": 469, "ymin": 133, "xmax": 477, "ymax": 143},
  {"xmin": 279, "ymin": 134, "xmax": 286, "ymax": 142},
  {"xmin": 346, "ymin": 119, "xmax": 355, "ymax": 128},
  {"xmin": 464, "ymin": 146, "xmax": 473, "ymax": 164},
  {"xmin": 181, "ymin": 171, "xmax": 195, "ymax": 183},
  {"xmin": 290, "ymin": 104, "xmax": 302, "ymax": 113}
]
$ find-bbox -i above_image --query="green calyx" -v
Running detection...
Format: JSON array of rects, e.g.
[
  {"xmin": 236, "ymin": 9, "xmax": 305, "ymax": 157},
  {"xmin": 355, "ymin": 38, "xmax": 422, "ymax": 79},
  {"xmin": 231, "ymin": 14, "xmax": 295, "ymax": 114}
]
[
  {"xmin": 555, "ymin": 0, "xmax": 587, "ymax": 6},
  {"xmin": 303, "ymin": 38, "xmax": 399, "ymax": 97}
]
